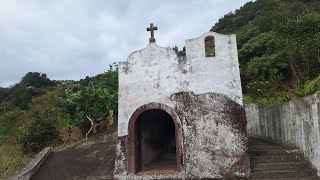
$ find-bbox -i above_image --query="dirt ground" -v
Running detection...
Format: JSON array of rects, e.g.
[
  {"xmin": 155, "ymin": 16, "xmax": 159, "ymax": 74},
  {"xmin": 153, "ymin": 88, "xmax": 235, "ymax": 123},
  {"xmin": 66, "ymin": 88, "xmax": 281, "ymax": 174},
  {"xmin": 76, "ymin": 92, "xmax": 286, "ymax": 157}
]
[{"xmin": 31, "ymin": 132, "xmax": 116, "ymax": 180}]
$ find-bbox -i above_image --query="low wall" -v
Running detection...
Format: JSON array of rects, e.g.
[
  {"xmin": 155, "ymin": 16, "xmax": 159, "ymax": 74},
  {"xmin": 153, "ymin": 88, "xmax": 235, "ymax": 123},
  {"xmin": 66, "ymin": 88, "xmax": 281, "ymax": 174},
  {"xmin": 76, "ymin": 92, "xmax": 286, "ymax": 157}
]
[
  {"xmin": 245, "ymin": 93, "xmax": 320, "ymax": 175},
  {"xmin": 9, "ymin": 147, "xmax": 51, "ymax": 180}
]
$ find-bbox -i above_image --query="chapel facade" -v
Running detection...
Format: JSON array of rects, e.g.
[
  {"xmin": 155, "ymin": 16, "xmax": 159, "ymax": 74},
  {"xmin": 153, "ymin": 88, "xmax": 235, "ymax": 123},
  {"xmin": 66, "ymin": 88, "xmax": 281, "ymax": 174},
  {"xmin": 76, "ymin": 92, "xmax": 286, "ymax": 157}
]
[{"xmin": 114, "ymin": 23, "xmax": 250, "ymax": 179}]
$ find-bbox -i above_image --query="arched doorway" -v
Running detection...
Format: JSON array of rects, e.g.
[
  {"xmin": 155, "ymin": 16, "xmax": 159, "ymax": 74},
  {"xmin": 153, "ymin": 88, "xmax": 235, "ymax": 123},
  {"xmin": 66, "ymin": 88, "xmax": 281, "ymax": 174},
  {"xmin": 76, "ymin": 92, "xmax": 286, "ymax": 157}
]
[{"xmin": 128, "ymin": 103, "xmax": 182, "ymax": 174}]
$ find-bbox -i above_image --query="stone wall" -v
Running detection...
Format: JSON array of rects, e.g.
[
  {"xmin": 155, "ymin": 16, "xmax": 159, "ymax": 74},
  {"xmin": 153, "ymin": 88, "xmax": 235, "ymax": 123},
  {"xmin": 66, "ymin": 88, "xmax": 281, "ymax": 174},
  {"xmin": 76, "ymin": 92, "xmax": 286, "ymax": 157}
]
[{"xmin": 246, "ymin": 93, "xmax": 320, "ymax": 175}]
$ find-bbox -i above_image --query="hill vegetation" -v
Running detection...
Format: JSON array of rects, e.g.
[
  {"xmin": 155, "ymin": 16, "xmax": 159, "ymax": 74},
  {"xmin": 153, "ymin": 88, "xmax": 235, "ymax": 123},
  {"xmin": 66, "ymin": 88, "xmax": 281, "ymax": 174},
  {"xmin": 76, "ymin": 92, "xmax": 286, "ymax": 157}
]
[
  {"xmin": 0, "ymin": 65, "xmax": 118, "ymax": 178},
  {"xmin": 211, "ymin": 0, "xmax": 320, "ymax": 104},
  {"xmin": 1, "ymin": 0, "xmax": 320, "ymax": 178}
]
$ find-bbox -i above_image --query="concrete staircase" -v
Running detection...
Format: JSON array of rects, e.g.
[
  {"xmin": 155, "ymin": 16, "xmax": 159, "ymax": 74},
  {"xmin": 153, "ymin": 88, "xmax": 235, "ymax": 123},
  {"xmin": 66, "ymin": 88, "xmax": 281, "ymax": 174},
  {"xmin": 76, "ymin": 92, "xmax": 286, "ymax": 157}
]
[{"xmin": 248, "ymin": 138, "xmax": 319, "ymax": 179}]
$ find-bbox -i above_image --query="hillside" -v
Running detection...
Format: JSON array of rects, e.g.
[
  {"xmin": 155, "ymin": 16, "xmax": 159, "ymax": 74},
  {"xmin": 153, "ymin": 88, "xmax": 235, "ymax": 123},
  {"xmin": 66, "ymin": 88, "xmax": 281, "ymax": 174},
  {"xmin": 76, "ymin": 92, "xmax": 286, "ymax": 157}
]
[
  {"xmin": 1, "ymin": 0, "xmax": 320, "ymax": 178},
  {"xmin": 0, "ymin": 65, "xmax": 118, "ymax": 178},
  {"xmin": 0, "ymin": 72, "xmax": 57, "ymax": 111},
  {"xmin": 211, "ymin": 0, "xmax": 320, "ymax": 104}
]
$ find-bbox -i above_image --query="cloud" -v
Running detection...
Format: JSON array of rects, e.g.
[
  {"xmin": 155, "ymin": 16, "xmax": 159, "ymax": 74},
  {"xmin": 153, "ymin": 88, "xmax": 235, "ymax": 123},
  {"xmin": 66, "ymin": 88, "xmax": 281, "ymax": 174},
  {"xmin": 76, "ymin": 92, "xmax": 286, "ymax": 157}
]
[{"xmin": 0, "ymin": 0, "xmax": 251, "ymax": 87}]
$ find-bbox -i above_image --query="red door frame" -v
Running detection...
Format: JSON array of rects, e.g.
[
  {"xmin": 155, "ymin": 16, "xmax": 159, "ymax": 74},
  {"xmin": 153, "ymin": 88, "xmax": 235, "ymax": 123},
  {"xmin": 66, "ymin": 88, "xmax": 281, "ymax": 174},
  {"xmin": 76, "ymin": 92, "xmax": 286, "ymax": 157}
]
[{"xmin": 127, "ymin": 102, "xmax": 183, "ymax": 174}]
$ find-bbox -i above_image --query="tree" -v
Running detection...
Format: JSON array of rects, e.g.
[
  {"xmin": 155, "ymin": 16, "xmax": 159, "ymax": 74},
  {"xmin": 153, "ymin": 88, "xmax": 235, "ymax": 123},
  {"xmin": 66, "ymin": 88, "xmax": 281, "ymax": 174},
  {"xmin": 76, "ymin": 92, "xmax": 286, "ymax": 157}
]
[
  {"xmin": 59, "ymin": 81, "xmax": 117, "ymax": 139},
  {"xmin": 276, "ymin": 11, "xmax": 320, "ymax": 84},
  {"xmin": 21, "ymin": 72, "xmax": 56, "ymax": 88},
  {"xmin": 173, "ymin": 45, "xmax": 186, "ymax": 57},
  {"xmin": 0, "ymin": 72, "xmax": 57, "ymax": 111},
  {"xmin": 20, "ymin": 90, "xmax": 62, "ymax": 153},
  {"xmin": 239, "ymin": 31, "xmax": 289, "ymax": 95}
]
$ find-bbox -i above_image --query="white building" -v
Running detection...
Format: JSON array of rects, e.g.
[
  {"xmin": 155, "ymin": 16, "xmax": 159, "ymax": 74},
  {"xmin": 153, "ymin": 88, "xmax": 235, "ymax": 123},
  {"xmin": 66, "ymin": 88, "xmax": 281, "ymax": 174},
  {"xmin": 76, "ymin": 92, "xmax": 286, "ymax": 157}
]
[{"xmin": 114, "ymin": 24, "xmax": 250, "ymax": 179}]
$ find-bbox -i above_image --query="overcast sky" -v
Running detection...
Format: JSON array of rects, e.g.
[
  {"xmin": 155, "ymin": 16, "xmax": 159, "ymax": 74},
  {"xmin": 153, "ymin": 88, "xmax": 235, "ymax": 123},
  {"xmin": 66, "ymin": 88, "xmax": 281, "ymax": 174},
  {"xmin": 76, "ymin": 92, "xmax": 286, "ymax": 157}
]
[{"xmin": 0, "ymin": 0, "xmax": 251, "ymax": 87}]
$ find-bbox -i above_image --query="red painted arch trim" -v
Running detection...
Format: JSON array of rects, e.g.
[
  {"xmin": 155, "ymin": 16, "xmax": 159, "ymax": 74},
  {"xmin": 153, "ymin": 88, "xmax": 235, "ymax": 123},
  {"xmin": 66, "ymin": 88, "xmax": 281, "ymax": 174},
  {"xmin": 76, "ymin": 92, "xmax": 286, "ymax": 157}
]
[{"xmin": 127, "ymin": 102, "xmax": 183, "ymax": 174}]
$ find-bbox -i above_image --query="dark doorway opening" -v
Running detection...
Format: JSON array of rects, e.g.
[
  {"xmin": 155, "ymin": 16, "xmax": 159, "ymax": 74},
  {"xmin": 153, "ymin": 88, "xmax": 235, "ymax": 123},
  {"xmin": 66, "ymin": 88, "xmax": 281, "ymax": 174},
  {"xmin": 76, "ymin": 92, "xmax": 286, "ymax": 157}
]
[{"xmin": 136, "ymin": 109, "xmax": 177, "ymax": 172}]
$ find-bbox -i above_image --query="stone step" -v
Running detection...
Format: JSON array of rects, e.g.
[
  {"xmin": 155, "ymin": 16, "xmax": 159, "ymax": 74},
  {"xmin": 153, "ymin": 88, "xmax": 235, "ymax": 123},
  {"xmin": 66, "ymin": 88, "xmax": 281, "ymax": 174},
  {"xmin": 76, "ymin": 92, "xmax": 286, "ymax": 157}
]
[
  {"xmin": 250, "ymin": 155, "xmax": 304, "ymax": 163},
  {"xmin": 252, "ymin": 162, "xmax": 310, "ymax": 172},
  {"xmin": 248, "ymin": 144, "xmax": 287, "ymax": 149},
  {"xmin": 249, "ymin": 148, "xmax": 298, "ymax": 152},
  {"xmin": 248, "ymin": 143, "xmax": 285, "ymax": 148},
  {"xmin": 250, "ymin": 169, "xmax": 317, "ymax": 179},
  {"xmin": 249, "ymin": 145, "xmax": 283, "ymax": 149},
  {"xmin": 247, "ymin": 138, "xmax": 319, "ymax": 179},
  {"xmin": 249, "ymin": 149, "xmax": 300, "ymax": 156},
  {"xmin": 249, "ymin": 140, "xmax": 277, "ymax": 145}
]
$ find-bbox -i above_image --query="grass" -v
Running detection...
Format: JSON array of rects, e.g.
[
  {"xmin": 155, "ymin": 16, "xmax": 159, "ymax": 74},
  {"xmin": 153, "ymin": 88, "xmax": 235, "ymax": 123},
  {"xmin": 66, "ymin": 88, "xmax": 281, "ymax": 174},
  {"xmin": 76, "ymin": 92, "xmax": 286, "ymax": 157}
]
[{"xmin": 0, "ymin": 144, "xmax": 32, "ymax": 179}]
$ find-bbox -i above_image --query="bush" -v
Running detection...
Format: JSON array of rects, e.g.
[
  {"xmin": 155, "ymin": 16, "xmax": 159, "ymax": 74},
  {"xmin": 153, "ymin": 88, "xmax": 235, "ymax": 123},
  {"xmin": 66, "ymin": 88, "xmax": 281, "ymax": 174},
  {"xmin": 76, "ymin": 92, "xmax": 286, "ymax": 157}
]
[
  {"xmin": 290, "ymin": 75, "xmax": 320, "ymax": 97},
  {"xmin": 20, "ymin": 119, "xmax": 61, "ymax": 154},
  {"xmin": 19, "ymin": 90, "xmax": 63, "ymax": 154},
  {"xmin": 247, "ymin": 80, "xmax": 274, "ymax": 99},
  {"xmin": 242, "ymin": 95, "xmax": 253, "ymax": 104}
]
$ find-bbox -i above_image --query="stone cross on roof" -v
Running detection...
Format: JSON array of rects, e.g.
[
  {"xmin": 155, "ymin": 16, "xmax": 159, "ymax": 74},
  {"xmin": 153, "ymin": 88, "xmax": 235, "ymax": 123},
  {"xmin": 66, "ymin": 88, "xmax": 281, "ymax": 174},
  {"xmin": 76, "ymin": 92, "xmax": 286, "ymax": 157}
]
[{"xmin": 146, "ymin": 23, "xmax": 158, "ymax": 43}]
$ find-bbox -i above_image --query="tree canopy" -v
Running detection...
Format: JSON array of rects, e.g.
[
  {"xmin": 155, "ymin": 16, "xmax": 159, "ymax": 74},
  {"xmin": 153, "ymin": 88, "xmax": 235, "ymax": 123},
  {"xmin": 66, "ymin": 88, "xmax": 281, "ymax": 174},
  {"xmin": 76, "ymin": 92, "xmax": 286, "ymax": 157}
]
[{"xmin": 211, "ymin": 0, "xmax": 320, "ymax": 103}]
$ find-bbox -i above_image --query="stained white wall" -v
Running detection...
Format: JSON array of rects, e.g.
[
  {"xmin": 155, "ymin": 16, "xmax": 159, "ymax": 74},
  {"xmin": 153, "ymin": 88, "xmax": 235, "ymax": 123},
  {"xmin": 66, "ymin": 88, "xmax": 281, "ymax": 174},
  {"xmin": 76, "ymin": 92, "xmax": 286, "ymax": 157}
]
[
  {"xmin": 184, "ymin": 32, "xmax": 242, "ymax": 105},
  {"xmin": 118, "ymin": 43, "xmax": 180, "ymax": 137},
  {"xmin": 118, "ymin": 32, "xmax": 242, "ymax": 137}
]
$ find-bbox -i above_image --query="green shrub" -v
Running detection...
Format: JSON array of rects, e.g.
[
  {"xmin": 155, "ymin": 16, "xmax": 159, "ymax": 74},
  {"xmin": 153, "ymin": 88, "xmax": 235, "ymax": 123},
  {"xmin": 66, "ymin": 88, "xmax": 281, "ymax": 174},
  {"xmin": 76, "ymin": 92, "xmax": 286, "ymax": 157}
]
[
  {"xmin": 0, "ymin": 110, "xmax": 26, "ymax": 146},
  {"xmin": 277, "ymin": 92, "xmax": 296, "ymax": 102},
  {"xmin": 242, "ymin": 95, "xmax": 253, "ymax": 104},
  {"xmin": 20, "ymin": 119, "xmax": 61, "ymax": 154},
  {"xmin": 247, "ymin": 80, "xmax": 274, "ymax": 98},
  {"xmin": 287, "ymin": 75, "xmax": 320, "ymax": 98}
]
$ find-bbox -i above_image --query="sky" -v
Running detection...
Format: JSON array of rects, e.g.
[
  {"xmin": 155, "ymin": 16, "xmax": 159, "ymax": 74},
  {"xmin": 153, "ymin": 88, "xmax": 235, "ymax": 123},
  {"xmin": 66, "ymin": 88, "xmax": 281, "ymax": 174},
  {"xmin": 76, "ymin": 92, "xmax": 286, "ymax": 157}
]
[{"xmin": 0, "ymin": 0, "xmax": 252, "ymax": 87}]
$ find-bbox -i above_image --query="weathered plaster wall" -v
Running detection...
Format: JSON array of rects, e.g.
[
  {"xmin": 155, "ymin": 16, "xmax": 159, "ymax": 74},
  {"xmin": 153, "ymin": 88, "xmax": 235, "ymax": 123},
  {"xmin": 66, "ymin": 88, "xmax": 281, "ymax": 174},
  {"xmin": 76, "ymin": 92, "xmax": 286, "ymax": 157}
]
[
  {"xmin": 184, "ymin": 32, "xmax": 243, "ymax": 105},
  {"xmin": 114, "ymin": 93, "xmax": 250, "ymax": 179},
  {"xmin": 246, "ymin": 93, "xmax": 320, "ymax": 175},
  {"xmin": 118, "ymin": 43, "xmax": 179, "ymax": 137},
  {"xmin": 172, "ymin": 92, "xmax": 250, "ymax": 178},
  {"xmin": 118, "ymin": 32, "xmax": 242, "ymax": 137}
]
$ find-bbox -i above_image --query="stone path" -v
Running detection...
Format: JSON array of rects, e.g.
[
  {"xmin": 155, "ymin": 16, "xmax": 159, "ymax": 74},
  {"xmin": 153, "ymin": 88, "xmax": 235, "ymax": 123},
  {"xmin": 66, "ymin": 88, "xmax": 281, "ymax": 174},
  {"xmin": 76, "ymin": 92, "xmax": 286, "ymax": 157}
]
[{"xmin": 31, "ymin": 133, "xmax": 116, "ymax": 180}]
